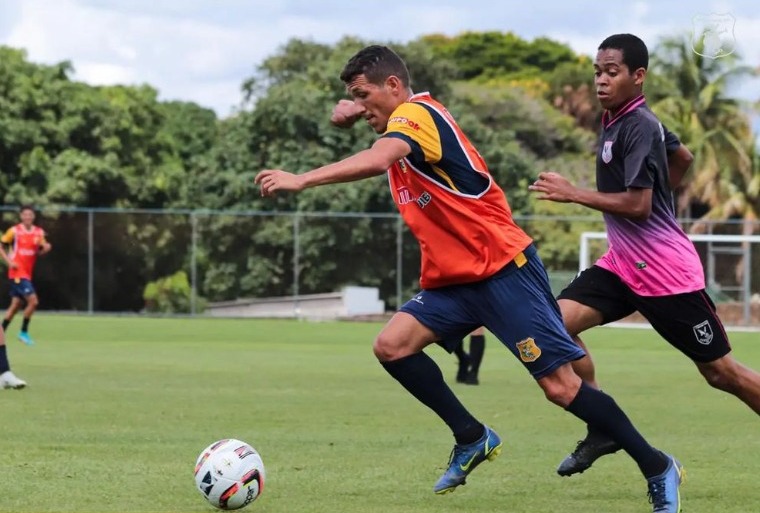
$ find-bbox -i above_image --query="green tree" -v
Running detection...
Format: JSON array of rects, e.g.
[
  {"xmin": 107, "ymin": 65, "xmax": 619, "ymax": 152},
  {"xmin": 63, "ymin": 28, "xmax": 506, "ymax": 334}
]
[
  {"xmin": 649, "ymin": 35, "xmax": 757, "ymax": 222},
  {"xmin": 422, "ymin": 31, "xmax": 576, "ymax": 80}
]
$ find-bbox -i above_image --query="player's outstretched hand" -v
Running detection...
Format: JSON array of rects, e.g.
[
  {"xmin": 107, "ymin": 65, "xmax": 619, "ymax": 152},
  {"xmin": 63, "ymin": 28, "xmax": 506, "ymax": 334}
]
[
  {"xmin": 528, "ymin": 172, "xmax": 576, "ymax": 203},
  {"xmin": 330, "ymin": 100, "xmax": 366, "ymax": 129},
  {"xmin": 255, "ymin": 169, "xmax": 304, "ymax": 197}
]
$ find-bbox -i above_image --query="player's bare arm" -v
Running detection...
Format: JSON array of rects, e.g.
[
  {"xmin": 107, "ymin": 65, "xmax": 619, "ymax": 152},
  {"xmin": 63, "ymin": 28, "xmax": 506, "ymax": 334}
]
[
  {"xmin": 667, "ymin": 144, "xmax": 694, "ymax": 189},
  {"xmin": 529, "ymin": 171, "xmax": 652, "ymax": 220},
  {"xmin": 0, "ymin": 245, "xmax": 17, "ymax": 269},
  {"xmin": 0, "ymin": 246, "xmax": 10, "ymax": 266},
  {"xmin": 330, "ymin": 99, "xmax": 366, "ymax": 129},
  {"xmin": 39, "ymin": 241, "xmax": 52, "ymax": 255},
  {"xmin": 255, "ymin": 137, "xmax": 410, "ymax": 196}
]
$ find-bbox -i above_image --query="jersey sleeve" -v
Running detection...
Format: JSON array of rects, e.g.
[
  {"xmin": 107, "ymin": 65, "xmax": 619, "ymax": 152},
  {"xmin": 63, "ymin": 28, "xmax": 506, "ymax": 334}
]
[
  {"xmin": 621, "ymin": 122, "xmax": 657, "ymax": 189},
  {"xmin": 0, "ymin": 227, "xmax": 15, "ymax": 244},
  {"xmin": 382, "ymin": 102, "xmax": 442, "ymax": 164},
  {"xmin": 662, "ymin": 124, "xmax": 682, "ymax": 155}
]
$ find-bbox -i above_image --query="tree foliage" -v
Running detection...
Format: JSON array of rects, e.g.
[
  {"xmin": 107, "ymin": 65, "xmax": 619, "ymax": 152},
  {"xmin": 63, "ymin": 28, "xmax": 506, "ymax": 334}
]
[
  {"xmin": 0, "ymin": 29, "xmax": 756, "ymax": 312},
  {"xmin": 649, "ymin": 34, "xmax": 758, "ymax": 226}
]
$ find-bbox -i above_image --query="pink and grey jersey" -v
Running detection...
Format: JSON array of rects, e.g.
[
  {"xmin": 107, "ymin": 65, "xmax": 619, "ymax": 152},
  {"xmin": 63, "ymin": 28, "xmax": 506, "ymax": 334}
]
[{"xmin": 594, "ymin": 95, "xmax": 705, "ymax": 296}]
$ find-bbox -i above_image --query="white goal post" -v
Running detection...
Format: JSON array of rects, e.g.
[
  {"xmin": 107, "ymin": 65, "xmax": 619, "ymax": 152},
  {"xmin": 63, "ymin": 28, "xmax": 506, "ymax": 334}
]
[
  {"xmin": 579, "ymin": 231, "xmax": 760, "ymax": 325},
  {"xmin": 579, "ymin": 232, "xmax": 760, "ymax": 271}
]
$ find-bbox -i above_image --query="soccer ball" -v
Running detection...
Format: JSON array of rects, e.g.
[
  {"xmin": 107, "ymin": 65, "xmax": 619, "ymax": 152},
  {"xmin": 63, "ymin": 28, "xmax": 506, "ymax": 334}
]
[{"xmin": 194, "ymin": 439, "xmax": 266, "ymax": 510}]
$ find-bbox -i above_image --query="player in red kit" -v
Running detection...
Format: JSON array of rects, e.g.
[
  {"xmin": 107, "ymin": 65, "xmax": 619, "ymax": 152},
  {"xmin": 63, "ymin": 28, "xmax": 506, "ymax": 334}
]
[{"xmin": 1, "ymin": 206, "xmax": 52, "ymax": 347}]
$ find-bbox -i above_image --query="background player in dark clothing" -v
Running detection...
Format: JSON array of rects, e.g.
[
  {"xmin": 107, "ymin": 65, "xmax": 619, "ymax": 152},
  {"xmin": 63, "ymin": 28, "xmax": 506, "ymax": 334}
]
[{"xmin": 452, "ymin": 327, "xmax": 486, "ymax": 385}]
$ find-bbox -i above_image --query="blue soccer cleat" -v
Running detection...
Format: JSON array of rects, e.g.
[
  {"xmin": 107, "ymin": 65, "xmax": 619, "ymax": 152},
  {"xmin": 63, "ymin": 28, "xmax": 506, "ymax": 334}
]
[
  {"xmin": 647, "ymin": 454, "xmax": 684, "ymax": 513},
  {"xmin": 434, "ymin": 425, "xmax": 502, "ymax": 494},
  {"xmin": 18, "ymin": 331, "xmax": 35, "ymax": 346}
]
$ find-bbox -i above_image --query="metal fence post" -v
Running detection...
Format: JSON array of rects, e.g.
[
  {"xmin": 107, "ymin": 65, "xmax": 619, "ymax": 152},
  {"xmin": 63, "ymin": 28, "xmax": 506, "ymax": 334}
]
[
  {"xmin": 190, "ymin": 212, "xmax": 198, "ymax": 316},
  {"xmin": 293, "ymin": 213, "xmax": 301, "ymax": 317},
  {"xmin": 744, "ymin": 242, "xmax": 751, "ymax": 325},
  {"xmin": 87, "ymin": 209, "xmax": 94, "ymax": 314}
]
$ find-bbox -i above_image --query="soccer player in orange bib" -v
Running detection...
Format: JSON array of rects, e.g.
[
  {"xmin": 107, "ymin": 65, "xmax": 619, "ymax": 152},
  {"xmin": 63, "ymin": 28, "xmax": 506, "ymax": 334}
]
[
  {"xmin": 1, "ymin": 206, "xmax": 51, "ymax": 347},
  {"xmin": 0, "ymin": 236, "xmax": 26, "ymax": 389},
  {"xmin": 255, "ymin": 46, "xmax": 682, "ymax": 511}
]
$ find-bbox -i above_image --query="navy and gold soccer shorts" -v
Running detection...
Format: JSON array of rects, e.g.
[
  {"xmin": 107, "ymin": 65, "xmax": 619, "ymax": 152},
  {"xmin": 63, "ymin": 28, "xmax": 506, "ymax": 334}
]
[
  {"xmin": 400, "ymin": 244, "xmax": 585, "ymax": 379},
  {"xmin": 9, "ymin": 278, "xmax": 36, "ymax": 299}
]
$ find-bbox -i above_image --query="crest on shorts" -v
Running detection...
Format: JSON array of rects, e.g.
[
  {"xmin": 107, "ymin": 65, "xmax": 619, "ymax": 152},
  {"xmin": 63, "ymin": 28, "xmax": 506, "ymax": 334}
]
[
  {"xmin": 693, "ymin": 320, "xmax": 714, "ymax": 345},
  {"xmin": 516, "ymin": 337, "xmax": 542, "ymax": 363},
  {"xmin": 691, "ymin": 13, "xmax": 736, "ymax": 59},
  {"xmin": 602, "ymin": 141, "xmax": 613, "ymax": 164}
]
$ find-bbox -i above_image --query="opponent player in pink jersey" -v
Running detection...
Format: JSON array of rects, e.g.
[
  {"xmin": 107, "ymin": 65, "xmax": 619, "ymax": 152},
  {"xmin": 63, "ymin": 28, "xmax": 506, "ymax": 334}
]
[{"xmin": 531, "ymin": 33, "xmax": 760, "ymax": 484}]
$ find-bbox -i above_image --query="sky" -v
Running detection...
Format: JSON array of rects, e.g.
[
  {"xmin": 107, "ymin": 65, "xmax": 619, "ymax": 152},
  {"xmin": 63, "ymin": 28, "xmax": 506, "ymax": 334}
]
[{"xmin": 1, "ymin": 0, "xmax": 759, "ymax": 118}]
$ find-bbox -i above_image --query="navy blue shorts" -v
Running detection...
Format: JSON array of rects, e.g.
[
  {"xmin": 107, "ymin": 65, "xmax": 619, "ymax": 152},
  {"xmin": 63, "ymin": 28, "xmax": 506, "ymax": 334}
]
[
  {"xmin": 400, "ymin": 244, "xmax": 585, "ymax": 379},
  {"xmin": 9, "ymin": 278, "xmax": 36, "ymax": 299}
]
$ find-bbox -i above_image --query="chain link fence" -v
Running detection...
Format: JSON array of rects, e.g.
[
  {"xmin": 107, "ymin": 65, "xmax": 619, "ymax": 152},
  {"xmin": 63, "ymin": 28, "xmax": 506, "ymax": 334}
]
[{"xmin": 0, "ymin": 206, "xmax": 758, "ymax": 325}]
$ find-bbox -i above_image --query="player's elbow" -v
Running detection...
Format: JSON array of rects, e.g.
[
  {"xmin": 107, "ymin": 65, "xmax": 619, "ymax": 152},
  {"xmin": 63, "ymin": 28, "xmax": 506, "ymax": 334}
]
[
  {"xmin": 365, "ymin": 154, "xmax": 394, "ymax": 176},
  {"xmin": 678, "ymin": 146, "xmax": 694, "ymax": 169},
  {"xmin": 630, "ymin": 202, "xmax": 651, "ymax": 221}
]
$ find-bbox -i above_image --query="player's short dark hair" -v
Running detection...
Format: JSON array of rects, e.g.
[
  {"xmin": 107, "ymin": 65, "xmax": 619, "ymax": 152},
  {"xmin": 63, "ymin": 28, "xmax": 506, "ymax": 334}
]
[
  {"xmin": 19, "ymin": 205, "xmax": 35, "ymax": 214},
  {"xmin": 598, "ymin": 34, "xmax": 649, "ymax": 71},
  {"xmin": 340, "ymin": 45, "xmax": 411, "ymax": 87}
]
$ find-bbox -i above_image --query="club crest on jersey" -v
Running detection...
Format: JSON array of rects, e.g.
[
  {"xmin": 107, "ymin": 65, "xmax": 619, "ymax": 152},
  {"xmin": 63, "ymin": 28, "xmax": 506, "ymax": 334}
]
[
  {"xmin": 516, "ymin": 337, "xmax": 542, "ymax": 363},
  {"xmin": 693, "ymin": 320, "xmax": 714, "ymax": 345},
  {"xmin": 602, "ymin": 141, "xmax": 614, "ymax": 163}
]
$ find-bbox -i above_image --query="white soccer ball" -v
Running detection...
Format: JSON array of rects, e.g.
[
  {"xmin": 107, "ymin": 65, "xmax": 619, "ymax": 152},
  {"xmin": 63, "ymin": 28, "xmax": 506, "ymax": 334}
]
[{"xmin": 194, "ymin": 439, "xmax": 266, "ymax": 510}]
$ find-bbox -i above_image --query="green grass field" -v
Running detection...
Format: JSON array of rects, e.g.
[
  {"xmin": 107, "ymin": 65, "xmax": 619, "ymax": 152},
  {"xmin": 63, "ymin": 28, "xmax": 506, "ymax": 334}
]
[{"xmin": 1, "ymin": 316, "xmax": 759, "ymax": 513}]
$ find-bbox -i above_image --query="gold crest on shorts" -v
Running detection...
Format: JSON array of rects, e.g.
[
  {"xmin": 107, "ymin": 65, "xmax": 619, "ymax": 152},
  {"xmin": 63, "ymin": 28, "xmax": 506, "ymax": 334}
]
[{"xmin": 516, "ymin": 337, "xmax": 541, "ymax": 363}]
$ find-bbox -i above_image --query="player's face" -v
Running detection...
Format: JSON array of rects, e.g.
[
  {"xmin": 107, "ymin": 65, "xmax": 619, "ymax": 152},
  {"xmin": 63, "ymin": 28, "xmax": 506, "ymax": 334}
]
[
  {"xmin": 19, "ymin": 209, "xmax": 35, "ymax": 226},
  {"xmin": 346, "ymin": 74, "xmax": 405, "ymax": 134},
  {"xmin": 594, "ymin": 49, "xmax": 645, "ymax": 112}
]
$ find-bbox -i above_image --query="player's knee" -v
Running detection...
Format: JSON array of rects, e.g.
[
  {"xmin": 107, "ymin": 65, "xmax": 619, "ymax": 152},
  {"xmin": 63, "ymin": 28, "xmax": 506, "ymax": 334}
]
[
  {"xmin": 699, "ymin": 360, "xmax": 739, "ymax": 393},
  {"xmin": 541, "ymin": 382, "xmax": 576, "ymax": 407},
  {"xmin": 27, "ymin": 296, "xmax": 39, "ymax": 308},
  {"xmin": 539, "ymin": 368, "xmax": 581, "ymax": 407},
  {"xmin": 373, "ymin": 333, "xmax": 405, "ymax": 362}
]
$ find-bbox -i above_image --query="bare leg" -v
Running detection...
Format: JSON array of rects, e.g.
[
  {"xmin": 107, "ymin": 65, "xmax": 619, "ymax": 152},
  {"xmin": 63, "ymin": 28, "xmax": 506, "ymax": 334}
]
[
  {"xmin": 697, "ymin": 354, "xmax": 760, "ymax": 415},
  {"xmin": 21, "ymin": 293, "xmax": 39, "ymax": 328},
  {"xmin": 538, "ymin": 363, "xmax": 669, "ymax": 480},
  {"xmin": 570, "ymin": 337, "xmax": 599, "ymax": 389},
  {"xmin": 559, "ymin": 299, "xmax": 604, "ymax": 388},
  {"xmin": 555, "ymin": 299, "xmax": 621, "ymax": 476},
  {"xmin": 4, "ymin": 297, "xmax": 22, "ymax": 325}
]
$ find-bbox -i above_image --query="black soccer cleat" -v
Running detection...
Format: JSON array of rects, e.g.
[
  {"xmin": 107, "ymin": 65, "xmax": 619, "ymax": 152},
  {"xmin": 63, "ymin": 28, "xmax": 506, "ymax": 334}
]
[{"xmin": 557, "ymin": 432, "xmax": 622, "ymax": 476}]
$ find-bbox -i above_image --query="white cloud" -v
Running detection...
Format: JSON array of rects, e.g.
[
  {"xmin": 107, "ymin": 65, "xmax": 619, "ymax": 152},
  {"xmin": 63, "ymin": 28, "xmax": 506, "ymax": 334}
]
[
  {"xmin": 3, "ymin": 0, "xmax": 276, "ymax": 112},
  {"xmin": 1, "ymin": 0, "xmax": 758, "ymax": 116},
  {"xmin": 75, "ymin": 62, "xmax": 135, "ymax": 85}
]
